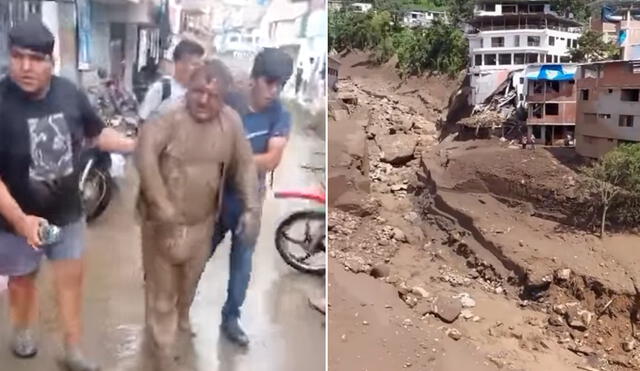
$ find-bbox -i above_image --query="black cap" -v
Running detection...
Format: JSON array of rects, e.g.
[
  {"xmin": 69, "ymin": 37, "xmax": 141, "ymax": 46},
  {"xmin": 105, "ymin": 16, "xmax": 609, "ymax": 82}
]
[
  {"xmin": 9, "ymin": 18, "xmax": 55, "ymax": 56},
  {"xmin": 251, "ymin": 48, "xmax": 293, "ymax": 84}
]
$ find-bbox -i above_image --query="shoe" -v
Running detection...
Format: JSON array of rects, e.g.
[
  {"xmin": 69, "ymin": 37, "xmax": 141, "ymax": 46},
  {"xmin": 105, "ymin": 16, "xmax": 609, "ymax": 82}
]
[
  {"xmin": 11, "ymin": 328, "xmax": 37, "ymax": 358},
  {"xmin": 220, "ymin": 319, "xmax": 249, "ymax": 347},
  {"xmin": 61, "ymin": 347, "xmax": 100, "ymax": 371}
]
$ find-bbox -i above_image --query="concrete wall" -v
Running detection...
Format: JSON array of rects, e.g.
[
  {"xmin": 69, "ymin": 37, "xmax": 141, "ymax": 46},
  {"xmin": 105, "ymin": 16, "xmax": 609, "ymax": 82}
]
[
  {"xmin": 57, "ymin": 2, "xmax": 79, "ymax": 83},
  {"xmin": 575, "ymin": 62, "xmax": 640, "ymax": 157},
  {"xmin": 527, "ymin": 101, "xmax": 576, "ymax": 125}
]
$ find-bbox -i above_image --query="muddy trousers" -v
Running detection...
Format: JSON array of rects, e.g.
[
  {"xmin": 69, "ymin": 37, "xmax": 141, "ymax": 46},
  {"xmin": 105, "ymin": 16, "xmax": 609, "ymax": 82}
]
[{"xmin": 142, "ymin": 218, "xmax": 214, "ymax": 351}]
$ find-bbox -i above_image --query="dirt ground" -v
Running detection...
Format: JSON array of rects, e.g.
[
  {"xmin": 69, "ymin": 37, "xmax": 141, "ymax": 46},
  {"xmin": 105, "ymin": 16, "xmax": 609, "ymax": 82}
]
[{"xmin": 329, "ymin": 51, "xmax": 640, "ymax": 371}]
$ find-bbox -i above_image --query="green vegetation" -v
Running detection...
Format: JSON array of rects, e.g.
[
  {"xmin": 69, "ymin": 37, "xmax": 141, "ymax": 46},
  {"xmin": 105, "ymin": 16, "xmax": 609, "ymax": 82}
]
[
  {"xmin": 328, "ymin": 8, "xmax": 468, "ymax": 77},
  {"xmin": 568, "ymin": 30, "xmax": 621, "ymax": 63},
  {"xmin": 580, "ymin": 144, "xmax": 640, "ymax": 237},
  {"xmin": 551, "ymin": 0, "xmax": 590, "ymax": 22}
]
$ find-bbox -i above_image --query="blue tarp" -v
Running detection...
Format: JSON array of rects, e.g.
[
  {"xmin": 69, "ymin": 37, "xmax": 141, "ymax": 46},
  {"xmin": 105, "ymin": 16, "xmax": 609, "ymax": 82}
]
[
  {"xmin": 619, "ymin": 29, "xmax": 628, "ymax": 46},
  {"xmin": 526, "ymin": 64, "xmax": 576, "ymax": 81}
]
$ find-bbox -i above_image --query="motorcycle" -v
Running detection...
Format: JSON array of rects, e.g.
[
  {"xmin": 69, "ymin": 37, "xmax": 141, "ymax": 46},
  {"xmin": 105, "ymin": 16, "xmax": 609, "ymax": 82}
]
[{"xmin": 274, "ymin": 186, "xmax": 326, "ymax": 275}]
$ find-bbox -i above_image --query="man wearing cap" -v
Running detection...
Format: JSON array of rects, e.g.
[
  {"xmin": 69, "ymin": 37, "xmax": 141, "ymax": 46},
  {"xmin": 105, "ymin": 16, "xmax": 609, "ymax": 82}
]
[
  {"xmin": 0, "ymin": 19, "xmax": 135, "ymax": 370},
  {"xmin": 210, "ymin": 48, "xmax": 293, "ymax": 347}
]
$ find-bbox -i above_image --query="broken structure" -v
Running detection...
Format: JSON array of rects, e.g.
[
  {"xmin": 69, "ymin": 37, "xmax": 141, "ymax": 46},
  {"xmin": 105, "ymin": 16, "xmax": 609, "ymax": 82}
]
[
  {"xmin": 575, "ymin": 60, "xmax": 640, "ymax": 158},
  {"xmin": 590, "ymin": 1, "xmax": 640, "ymax": 60},
  {"xmin": 524, "ymin": 63, "xmax": 577, "ymax": 145}
]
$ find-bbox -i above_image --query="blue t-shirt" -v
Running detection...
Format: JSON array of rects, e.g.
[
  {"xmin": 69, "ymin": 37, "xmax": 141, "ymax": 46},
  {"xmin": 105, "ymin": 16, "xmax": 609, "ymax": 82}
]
[{"xmin": 221, "ymin": 95, "xmax": 291, "ymax": 220}]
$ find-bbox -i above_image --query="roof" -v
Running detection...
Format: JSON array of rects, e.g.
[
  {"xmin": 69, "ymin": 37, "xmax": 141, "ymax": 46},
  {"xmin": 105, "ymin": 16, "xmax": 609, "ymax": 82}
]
[
  {"xmin": 524, "ymin": 63, "xmax": 578, "ymax": 80},
  {"xmin": 588, "ymin": 0, "xmax": 640, "ymax": 9},
  {"xmin": 470, "ymin": 13, "xmax": 583, "ymax": 27}
]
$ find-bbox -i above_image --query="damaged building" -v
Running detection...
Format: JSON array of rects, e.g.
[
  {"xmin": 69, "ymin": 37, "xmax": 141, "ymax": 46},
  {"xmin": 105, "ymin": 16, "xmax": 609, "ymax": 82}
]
[
  {"xmin": 590, "ymin": 1, "xmax": 640, "ymax": 60},
  {"xmin": 524, "ymin": 63, "xmax": 577, "ymax": 145}
]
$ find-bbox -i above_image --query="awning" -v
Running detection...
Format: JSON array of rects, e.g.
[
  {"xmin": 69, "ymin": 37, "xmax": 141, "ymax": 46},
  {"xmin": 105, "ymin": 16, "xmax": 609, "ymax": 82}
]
[{"xmin": 525, "ymin": 64, "xmax": 577, "ymax": 81}]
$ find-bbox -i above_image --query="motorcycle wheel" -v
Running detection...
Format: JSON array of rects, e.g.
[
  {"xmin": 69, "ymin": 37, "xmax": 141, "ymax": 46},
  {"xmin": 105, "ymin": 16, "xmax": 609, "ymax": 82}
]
[
  {"xmin": 275, "ymin": 210, "xmax": 325, "ymax": 275},
  {"xmin": 82, "ymin": 166, "xmax": 112, "ymax": 222}
]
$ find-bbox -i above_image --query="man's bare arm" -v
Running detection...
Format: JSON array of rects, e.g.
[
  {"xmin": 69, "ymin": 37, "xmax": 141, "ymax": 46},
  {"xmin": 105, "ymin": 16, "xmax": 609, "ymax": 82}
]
[
  {"xmin": 253, "ymin": 136, "xmax": 287, "ymax": 172},
  {"xmin": 95, "ymin": 127, "xmax": 136, "ymax": 153},
  {"xmin": 0, "ymin": 179, "xmax": 44, "ymax": 246},
  {"xmin": 135, "ymin": 116, "xmax": 175, "ymax": 221}
]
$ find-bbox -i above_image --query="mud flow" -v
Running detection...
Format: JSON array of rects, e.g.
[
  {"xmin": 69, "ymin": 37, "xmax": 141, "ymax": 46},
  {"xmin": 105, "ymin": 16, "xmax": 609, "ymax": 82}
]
[{"xmin": 329, "ymin": 51, "xmax": 640, "ymax": 371}]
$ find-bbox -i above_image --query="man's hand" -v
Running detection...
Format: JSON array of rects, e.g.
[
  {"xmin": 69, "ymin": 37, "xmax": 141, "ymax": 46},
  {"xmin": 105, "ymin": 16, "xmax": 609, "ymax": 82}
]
[
  {"xmin": 152, "ymin": 202, "xmax": 180, "ymax": 224},
  {"xmin": 96, "ymin": 127, "xmax": 137, "ymax": 154},
  {"xmin": 235, "ymin": 210, "xmax": 260, "ymax": 246},
  {"xmin": 15, "ymin": 215, "xmax": 46, "ymax": 248}
]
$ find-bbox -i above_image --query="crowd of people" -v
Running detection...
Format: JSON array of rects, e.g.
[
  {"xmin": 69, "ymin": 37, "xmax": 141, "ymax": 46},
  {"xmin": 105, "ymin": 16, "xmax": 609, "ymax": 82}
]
[{"xmin": 0, "ymin": 18, "xmax": 294, "ymax": 371}]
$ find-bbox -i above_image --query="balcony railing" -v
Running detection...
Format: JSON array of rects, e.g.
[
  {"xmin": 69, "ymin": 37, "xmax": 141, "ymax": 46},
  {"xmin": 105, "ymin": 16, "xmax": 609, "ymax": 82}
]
[{"xmin": 468, "ymin": 24, "xmax": 582, "ymax": 33}]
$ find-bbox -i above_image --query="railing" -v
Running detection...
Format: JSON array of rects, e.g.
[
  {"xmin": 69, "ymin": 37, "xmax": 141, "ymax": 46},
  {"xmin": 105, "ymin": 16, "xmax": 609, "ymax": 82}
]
[{"xmin": 468, "ymin": 25, "xmax": 581, "ymax": 33}]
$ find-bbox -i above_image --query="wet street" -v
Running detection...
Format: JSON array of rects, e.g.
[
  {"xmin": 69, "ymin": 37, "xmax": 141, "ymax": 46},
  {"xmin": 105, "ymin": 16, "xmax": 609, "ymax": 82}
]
[{"xmin": 0, "ymin": 109, "xmax": 326, "ymax": 371}]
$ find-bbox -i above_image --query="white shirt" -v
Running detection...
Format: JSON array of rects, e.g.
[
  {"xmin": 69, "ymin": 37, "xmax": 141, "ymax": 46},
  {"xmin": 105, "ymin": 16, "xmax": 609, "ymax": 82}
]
[{"xmin": 138, "ymin": 76, "xmax": 187, "ymax": 121}]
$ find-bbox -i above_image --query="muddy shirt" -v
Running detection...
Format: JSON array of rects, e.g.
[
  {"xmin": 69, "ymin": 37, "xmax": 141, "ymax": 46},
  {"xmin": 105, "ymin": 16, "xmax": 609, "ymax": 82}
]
[
  {"xmin": 0, "ymin": 77, "xmax": 104, "ymax": 231},
  {"xmin": 136, "ymin": 104, "xmax": 259, "ymax": 225}
]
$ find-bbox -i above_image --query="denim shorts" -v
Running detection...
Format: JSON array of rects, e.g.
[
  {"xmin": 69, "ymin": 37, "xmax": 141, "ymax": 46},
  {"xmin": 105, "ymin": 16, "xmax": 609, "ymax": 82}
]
[{"xmin": 0, "ymin": 220, "xmax": 86, "ymax": 277}]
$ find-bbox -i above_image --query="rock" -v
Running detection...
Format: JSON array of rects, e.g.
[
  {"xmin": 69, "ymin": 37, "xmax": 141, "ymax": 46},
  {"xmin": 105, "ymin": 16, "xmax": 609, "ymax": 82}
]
[
  {"xmin": 334, "ymin": 192, "xmax": 379, "ymax": 217},
  {"xmin": 548, "ymin": 315, "xmax": 564, "ymax": 327},
  {"xmin": 565, "ymin": 306, "xmax": 594, "ymax": 331},
  {"xmin": 344, "ymin": 257, "xmax": 365, "ymax": 273},
  {"xmin": 392, "ymin": 228, "xmax": 408, "ymax": 243},
  {"xmin": 431, "ymin": 295, "xmax": 462, "ymax": 323},
  {"xmin": 461, "ymin": 309, "xmax": 474, "ymax": 320},
  {"xmin": 362, "ymin": 320, "xmax": 369, "ymax": 326},
  {"xmin": 411, "ymin": 286, "xmax": 430, "ymax": 298},
  {"xmin": 568, "ymin": 344, "xmax": 595, "ymax": 356},
  {"xmin": 494, "ymin": 287, "xmax": 504, "ymax": 295},
  {"xmin": 623, "ymin": 340, "xmax": 636, "ymax": 352},
  {"xmin": 376, "ymin": 134, "xmax": 418, "ymax": 166},
  {"xmin": 414, "ymin": 302, "xmax": 432, "ymax": 317},
  {"xmin": 456, "ymin": 293, "xmax": 476, "ymax": 309},
  {"xmin": 370, "ymin": 264, "xmax": 391, "ymax": 279},
  {"xmin": 553, "ymin": 304, "xmax": 567, "ymax": 315},
  {"xmin": 555, "ymin": 268, "xmax": 572, "ymax": 281},
  {"xmin": 446, "ymin": 328, "xmax": 462, "ymax": 341}
]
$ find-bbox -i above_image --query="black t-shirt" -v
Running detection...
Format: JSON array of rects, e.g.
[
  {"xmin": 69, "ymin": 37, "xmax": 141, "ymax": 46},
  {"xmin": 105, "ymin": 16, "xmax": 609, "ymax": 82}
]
[{"xmin": 0, "ymin": 76, "xmax": 104, "ymax": 230}]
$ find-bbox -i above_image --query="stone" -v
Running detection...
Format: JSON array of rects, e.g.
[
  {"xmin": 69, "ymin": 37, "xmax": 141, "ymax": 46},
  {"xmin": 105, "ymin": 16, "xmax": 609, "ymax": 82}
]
[
  {"xmin": 461, "ymin": 309, "xmax": 474, "ymax": 320},
  {"xmin": 553, "ymin": 304, "xmax": 568, "ymax": 315},
  {"xmin": 411, "ymin": 286, "xmax": 430, "ymax": 298},
  {"xmin": 565, "ymin": 306, "xmax": 594, "ymax": 331},
  {"xmin": 344, "ymin": 257, "xmax": 365, "ymax": 273},
  {"xmin": 431, "ymin": 295, "xmax": 462, "ymax": 323},
  {"xmin": 370, "ymin": 264, "xmax": 391, "ymax": 279},
  {"xmin": 623, "ymin": 340, "xmax": 636, "ymax": 352},
  {"xmin": 555, "ymin": 268, "xmax": 572, "ymax": 281},
  {"xmin": 376, "ymin": 134, "xmax": 418, "ymax": 166},
  {"xmin": 494, "ymin": 287, "xmax": 504, "ymax": 295},
  {"xmin": 392, "ymin": 228, "xmax": 408, "ymax": 243},
  {"xmin": 446, "ymin": 328, "xmax": 462, "ymax": 341},
  {"xmin": 456, "ymin": 293, "xmax": 476, "ymax": 309},
  {"xmin": 548, "ymin": 315, "xmax": 564, "ymax": 327},
  {"xmin": 414, "ymin": 302, "xmax": 432, "ymax": 317}
]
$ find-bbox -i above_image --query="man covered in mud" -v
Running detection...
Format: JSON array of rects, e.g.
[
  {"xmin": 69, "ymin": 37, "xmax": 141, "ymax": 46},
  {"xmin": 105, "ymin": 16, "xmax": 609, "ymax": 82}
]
[
  {"xmin": 211, "ymin": 48, "xmax": 293, "ymax": 347},
  {"xmin": 0, "ymin": 19, "xmax": 135, "ymax": 371},
  {"xmin": 136, "ymin": 61, "xmax": 260, "ymax": 355}
]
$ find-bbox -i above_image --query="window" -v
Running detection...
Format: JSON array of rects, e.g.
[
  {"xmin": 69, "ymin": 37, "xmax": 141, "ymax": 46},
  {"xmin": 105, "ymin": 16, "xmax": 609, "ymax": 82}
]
[
  {"xmin": 546, "ymin": 80, "xmax": 560, "ymax": 93},
  {"xmin": 529, "ymin": 4, "xmax": 544, "ymax": 12},
  {"xmin": 531, "ymin": 103, "xmax": 543, "ymax": 118},
  {"xmin": 485, "ymin": 54, "xmax": 497, "ymax": 65},
  {"xmin": 527, "ymin": 36, "xmax": 541, "ymax": 46},
  {"xmin": 619, "ymin": 115, "xmax": 635, "ymax": 127},
  {"xmin": 475, "ymin": 54, "xmax": 483, "ymax": 66},
  {"xmin": 584, "ymin": 113, "xmax": 597, "ymax": 124},
  {"xmin": 514, "ymin": 35, "xmax": 520, "ymax": 47},
  {"xmin": 480, "ymin": 38, "xmax": 484, "ymax": 48},
  {"xmin": 491, "ymin": 37, "xmax": 504, "ymax": 47},
  {"xmin": 499, "ymin": 53, "xmax": 512, "ymax": 65},
  {"xmin": 548, "ymin": 36, "xmax": 555, "ymax": 46},
  {"xmin": 599, "ymin": 114, "xmax": 611, "ymax": 119},
  {"xmin": 582, "ymin": 66, "xmax": 598, "ymax": 79},
  {"xmin": 554, "ymin": 55, "xmax": 559, "ymax": 63},
  {"xmin": 560, "ymin": 56, "xmax": 571, "ymax": 63},
  {"xmin": 519, "ymin": 77, "xmax": 524, "ymax": 84},
  {"xmin": 572, "ymin": 39, "xmax": 577, "ymax": 48},
  {"xmin": 526, "ymin": 53, "xmax": 538, "ymax": 63},
  {"xmin": 532, "ymin": 81, "xmax": 544, "ymax": 94},
  {"xmin": 566, "ymin": 39, "xmax": 571, "ymax": 48},
  {"xmin": 483, "ymin": 3, "xmax": 496, "ymax": 11},
  {"xmin": 503, "ymin": 4, "xmax": 517, "ymax": 13},
  {"xmin": 545, "ymin": 103, "xmax": 559, "ymax": 116},
  {"xmin": 621, "ymin": 89, "xmax": 640, "ymax": 102},
  {"xmin": 581, "ymin": 89, "xmax": 589, "ymax": 100},
  {"xmin": 546, "ymin": 55, "xmax": 553, "ymax": 63},
  {"xmin": 514, "ymin": 53, "xmax": 525, "ymax": 64}
]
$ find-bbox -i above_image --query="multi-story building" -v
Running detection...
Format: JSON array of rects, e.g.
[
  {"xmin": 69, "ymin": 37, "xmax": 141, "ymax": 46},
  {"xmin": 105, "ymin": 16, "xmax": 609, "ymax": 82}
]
[
  {"xmin": 575, "ymin": 60, "xmax": 640, "ymax": 158},
  {"xmin": 467, "ymin": 0, "xmax": 582, "ymax": 106},
  {"xmin": 589, "ymin": 1, "xmax": 640, "ymax": 60},
  {"xmin": 402, "ymin": 8, "xmax": 446, "ymax": 28},
  {"xmin": 524, "ymin": 63, "xmax": 577, "ymax": 145}
]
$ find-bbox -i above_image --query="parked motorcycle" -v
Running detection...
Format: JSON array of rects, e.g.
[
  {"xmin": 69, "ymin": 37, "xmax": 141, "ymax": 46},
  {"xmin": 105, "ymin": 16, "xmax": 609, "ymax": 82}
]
[
  {"xmin": 274, "ymin": 186, "xmax": 326, "ymax": 275},
  {"xmin": 79, "ymin": 147, "xmax": 113, "ymax": 222}
]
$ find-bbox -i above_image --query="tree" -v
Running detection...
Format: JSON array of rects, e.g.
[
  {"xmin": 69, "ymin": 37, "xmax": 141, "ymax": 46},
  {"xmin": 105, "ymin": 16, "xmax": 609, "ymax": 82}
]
[
  {"xmin": 569, "ymin": 30, "xmax": 621, "ymax": 62},
  {"xmin": 446, "ymin": 0, "xmax": 475, "ymax": 27},
  {"xmin": 581, "ymin": 144, "xmax": 640, "ymax": 237},
  {"xmin": 552, "ymin": 0, "xmax": 590, "ymax": 22}
]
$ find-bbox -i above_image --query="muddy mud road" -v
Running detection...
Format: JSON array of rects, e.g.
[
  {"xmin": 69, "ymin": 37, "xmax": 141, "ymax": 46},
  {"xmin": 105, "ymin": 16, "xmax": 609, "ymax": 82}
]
[{"xmin": 0, "ymin": 105, "xmax": 325, "ymax": 371}]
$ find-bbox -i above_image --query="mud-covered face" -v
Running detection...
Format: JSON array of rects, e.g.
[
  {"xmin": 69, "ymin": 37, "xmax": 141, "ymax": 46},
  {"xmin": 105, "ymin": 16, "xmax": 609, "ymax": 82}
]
[
  {"xmin": 186, "ymin": 75, "xmax": 223, "ymax": 123},
  {"xmin": 9, "ymin": 46, "xmax": 53, "ymax": 97},
  {"xmin": 251, "ymin": 76, "xmax": 282, "ymax": 111}
]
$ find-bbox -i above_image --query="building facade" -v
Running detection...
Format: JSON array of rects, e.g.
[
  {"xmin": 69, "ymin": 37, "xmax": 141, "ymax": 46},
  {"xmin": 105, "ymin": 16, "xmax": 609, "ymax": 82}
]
[
  {"xmin": 467, "ymin": 0, "xmax": 582, "ymax": 105},
  {"xmin": 589, "ymin": 2, "xmax": 640, "ymax": 60},
  {"xmin": 524, "ymin": 63, "xmax": 577, "ymax": 145},
  {"xmin": 575, "ymin": 60, "xmax": 640, "ymax": 158},
  {"xmin": 402, "ymin": 9, "xmax": 445, "ymax": 28}
]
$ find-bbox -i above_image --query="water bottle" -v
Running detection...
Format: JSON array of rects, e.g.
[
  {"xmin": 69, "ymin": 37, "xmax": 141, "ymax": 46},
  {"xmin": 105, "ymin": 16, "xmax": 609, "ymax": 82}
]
[{"xmin": 38, "ymin": 222, "xmax": 62, "ymax": 245}]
